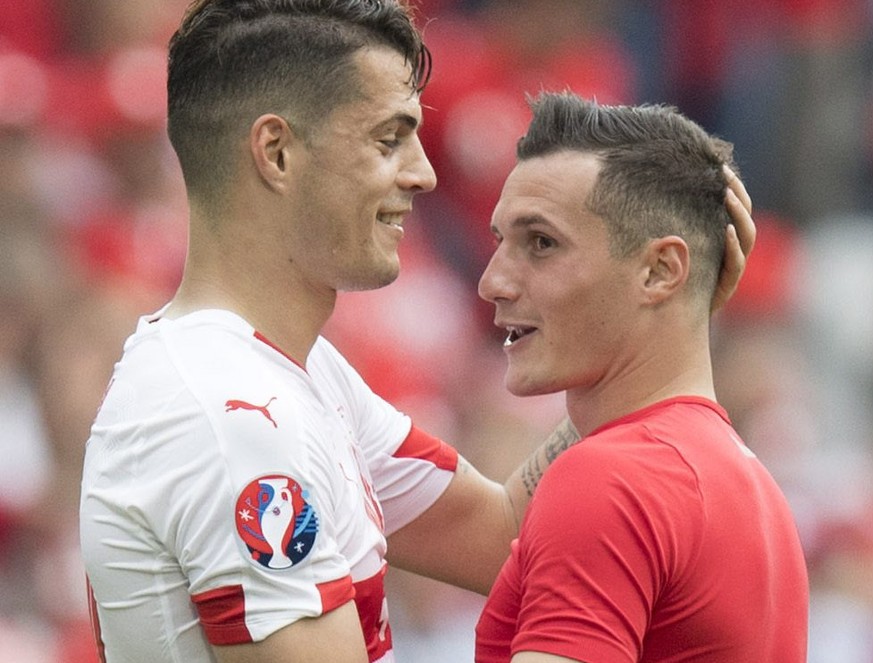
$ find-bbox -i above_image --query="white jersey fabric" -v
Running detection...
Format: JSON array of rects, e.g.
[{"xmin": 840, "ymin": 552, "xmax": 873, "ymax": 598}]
[{"xmin": 80, "ymin": 308, "xmax": 457, "ymax": 663}]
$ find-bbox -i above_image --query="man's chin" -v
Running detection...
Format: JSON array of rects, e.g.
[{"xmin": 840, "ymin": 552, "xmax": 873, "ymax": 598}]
[
  {"xmin": 503, "ymin": 367, "xmax": 565, "ymax": 398},
  {"xmin": 505, "ymin": 373, "xmax": 552, "ymax": 398},
  {"xmin": 338, "ymin": 262, "xmax": 400, "ymax": 292}
]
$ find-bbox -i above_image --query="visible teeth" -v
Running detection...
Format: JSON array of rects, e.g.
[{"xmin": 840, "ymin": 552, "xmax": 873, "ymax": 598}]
[
  {"xmin": 503, "ymin": 327, "xmax": 524, "ymax": 347},
  {"xmin": 378, "ymin": 214, "xmax": 402, "ymax": 228}
]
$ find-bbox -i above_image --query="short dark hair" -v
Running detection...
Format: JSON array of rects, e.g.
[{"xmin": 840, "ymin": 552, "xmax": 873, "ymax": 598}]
[
  {"xmin": 167, "ymin": 0, "xmax": 431, "ymax": 201},
  {"xmin": 518, "ymin": 92, "xmax": 736, "ymax": 301}
]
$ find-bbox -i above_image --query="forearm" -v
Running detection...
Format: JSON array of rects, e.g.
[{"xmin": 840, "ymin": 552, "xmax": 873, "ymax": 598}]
[
  {"xmin": 386, "ymin": 418, "xmax": 580, "ymax": 595},
  {"xmin": 387, "ymin": 456, "xmax": 518, "ymax": 595},
  {"xmin": 503, "ymin": 417, "xmax": 580, "ymax": 528}
]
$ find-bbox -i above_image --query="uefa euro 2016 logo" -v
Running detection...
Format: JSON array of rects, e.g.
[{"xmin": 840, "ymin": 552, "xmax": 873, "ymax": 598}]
[{"xmin": 234, "ymin": 475, "xmax": 319, "ymax": 569}]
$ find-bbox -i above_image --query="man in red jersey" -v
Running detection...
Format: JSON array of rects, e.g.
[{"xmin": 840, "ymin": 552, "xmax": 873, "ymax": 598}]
[{"xmin": 475, "ymin": 93, "xmax": 808, "ymax": 662}]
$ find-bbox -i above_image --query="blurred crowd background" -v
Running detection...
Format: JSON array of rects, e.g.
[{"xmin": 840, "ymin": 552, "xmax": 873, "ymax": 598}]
[{"xmin": 1, "ymin": 0, "xmax": 872, "ymax": 660}]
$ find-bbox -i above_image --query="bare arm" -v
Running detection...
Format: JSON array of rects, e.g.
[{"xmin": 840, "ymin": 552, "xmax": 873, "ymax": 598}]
[
  {"xmin": 503, "ymin": 416, "xmax": 580, "ymax": 525},
  {"xmin": 386, "ymin": 418, "xmax": 579, "ymax": 595},
  {"xmin": 711, "ymin": 165, "xmax": 756, "ymax": 312},
  {"xmin": 211, "ymin": 601, "xmax": 368, "ymax": 663}
]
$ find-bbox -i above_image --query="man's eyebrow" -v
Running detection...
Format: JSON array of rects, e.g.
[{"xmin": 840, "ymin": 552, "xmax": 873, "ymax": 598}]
[
  {"xmin": 511, "ymin": 215, "xmax": 550, "ymax": 229},
  {"xmin": 490, "ymin": 215, "xmax": 550, "ymax": 234},
  {"xmin": 374, "ymin": 112, "xmax": 420, "ymax": 132}
]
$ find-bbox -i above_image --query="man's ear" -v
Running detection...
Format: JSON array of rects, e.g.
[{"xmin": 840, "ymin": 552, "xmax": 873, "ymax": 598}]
[
  {"xmin": 250, "ymin": 114, "xmax": 295, "ymax": 192},
  {"xmin": 640, "ymin": 235, "xmax": 689, "ymax": 305}
]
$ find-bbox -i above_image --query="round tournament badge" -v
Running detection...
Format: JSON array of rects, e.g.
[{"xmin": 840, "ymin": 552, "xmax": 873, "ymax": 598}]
[{"xmin": 234, "ymin": 475, "xmax": 319, "ymax": 569}]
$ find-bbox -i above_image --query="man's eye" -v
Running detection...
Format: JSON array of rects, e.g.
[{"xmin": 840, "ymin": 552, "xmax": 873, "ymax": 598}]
[
  {"xmin": 533, "ymin": 235, "xmax": 555, "ymax": 251},
  {"xmin": 379, "ymin": 137, "xmax": 400, "ymax": 149}
]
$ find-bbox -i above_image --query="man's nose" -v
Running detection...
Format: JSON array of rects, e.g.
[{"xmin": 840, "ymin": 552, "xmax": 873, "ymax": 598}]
[
  {"xmin": 478, "ymin": 250, "xmax": 516, "ymax": 303},
  {"xmin": 399, "ymin": 137, "xmax": 437, "ymax": 193}
]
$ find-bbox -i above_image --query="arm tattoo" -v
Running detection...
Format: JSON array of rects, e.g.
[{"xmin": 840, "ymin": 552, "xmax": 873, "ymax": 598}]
[
  {"xmin": 520, "ymin": 454, "xmax": 541, "ymax": 498},
  {"xmin": 544, "ymin": 419, "xmax": 579, "ymax": 463},
  {"xmin": 521, "ymin": 419, "xmax": 580, "ymax": 498}
]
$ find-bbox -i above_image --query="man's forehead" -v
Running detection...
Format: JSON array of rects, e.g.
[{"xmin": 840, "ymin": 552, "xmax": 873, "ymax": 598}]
[
  {"xmin": 354, "ymin": 46, "xmax": 419, "ymax": 95},
  {"xmin": 338, "ymin": 49, "xmax": 422, "ymax": 118},
  {"xmin": 493, "ymin": 154, "xmax": 600, "ymax": 223}
]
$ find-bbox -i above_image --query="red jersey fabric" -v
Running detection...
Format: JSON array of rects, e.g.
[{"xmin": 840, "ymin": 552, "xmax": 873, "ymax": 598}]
[{"xmin": 476, "ymin": 397, "xmax": 808, "ymax": 662}]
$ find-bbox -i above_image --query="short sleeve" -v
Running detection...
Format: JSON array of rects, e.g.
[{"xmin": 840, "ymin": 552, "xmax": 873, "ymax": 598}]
[
  {"xmin": 511, "ymin": 438, "xmax": 703, "ymax": 662},
  {"xmin": 308, "ymin": 338, "xmax": 459, "ymax": 535},
  {"xmin": 160, "ymin": 389, "xmax": 355, "ymax": 644}
]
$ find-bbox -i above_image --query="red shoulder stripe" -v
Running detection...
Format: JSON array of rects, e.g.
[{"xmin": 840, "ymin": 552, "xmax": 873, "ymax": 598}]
[
  {"xmin": 394, "ymin": 426, "xmax": 459, "ymax": 472},
  {"xmin": 191, "ymin": 585, "xmax": 252, "ymax": 645}
]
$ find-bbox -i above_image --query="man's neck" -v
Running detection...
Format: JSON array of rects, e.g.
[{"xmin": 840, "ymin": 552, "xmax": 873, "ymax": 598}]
[
  {"xmin": 565, "ymin": 332, "xmax": 715, "ymax": 440},
  {"xmin": 166, "ymin": 256, "xmax": 336, "ymax": 367}
]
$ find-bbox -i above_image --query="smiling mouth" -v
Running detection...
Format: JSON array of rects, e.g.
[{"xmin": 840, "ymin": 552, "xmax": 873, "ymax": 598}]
[
  {"xmin": 503, "ymin": 325, "xmax": 536, "ymax": 347},
  {"xmin": 377, "ymin": 213, "xmax": 405, "ymax": 230}
]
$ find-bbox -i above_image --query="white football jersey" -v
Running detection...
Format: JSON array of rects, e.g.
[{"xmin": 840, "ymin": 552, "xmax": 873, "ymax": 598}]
[{"xmin": 80, "ymin": 309, "xmax": 457, "ymax": 662}]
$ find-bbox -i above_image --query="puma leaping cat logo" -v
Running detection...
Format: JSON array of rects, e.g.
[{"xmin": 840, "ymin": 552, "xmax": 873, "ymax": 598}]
[{"xmin": 225, "ymin": 397, "xmax": 278, "ymax": 428}]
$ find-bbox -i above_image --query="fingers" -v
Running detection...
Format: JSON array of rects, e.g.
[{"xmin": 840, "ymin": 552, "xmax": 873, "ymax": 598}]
[
  {"xmin": 711, "ymin": 166, "xmax": 756, "ymax": 313},
  {"xmin": 723, "ymin": 165, "xmax": 751, "ymax": 214},
  {"xmin": 711, "ymin": 222, "xmax": 744, "ymax": 313},
  {"xmin": 723, "ymin": 166, "xmax": 756, "ymax": 259}
]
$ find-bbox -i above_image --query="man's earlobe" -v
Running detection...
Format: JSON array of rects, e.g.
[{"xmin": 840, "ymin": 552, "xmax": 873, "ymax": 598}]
[{"xmin": 642, "ymin": 236, "xmax": 689, "ymax": 304}]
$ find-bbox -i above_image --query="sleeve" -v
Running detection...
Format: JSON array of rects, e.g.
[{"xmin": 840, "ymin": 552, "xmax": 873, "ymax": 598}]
[
  {"xmin": 370, "ymin": 425, "xmax": 458, "ymax": 535},
  {"xmin": 311, "ymin": 338, "xmax": 459, "ymax": 536},
  {"xmin": 161, "ymin": 388, "xmax": 355, "ymax": 646},
  {"xmin": 510, "ymin": 437, "xmax": 702, "ymax": 663}
]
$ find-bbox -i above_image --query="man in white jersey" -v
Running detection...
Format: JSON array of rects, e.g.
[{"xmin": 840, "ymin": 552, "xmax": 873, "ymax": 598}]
[{"xmin": 79, "ymin": 1, "xmax": 755, "ymax": 662}]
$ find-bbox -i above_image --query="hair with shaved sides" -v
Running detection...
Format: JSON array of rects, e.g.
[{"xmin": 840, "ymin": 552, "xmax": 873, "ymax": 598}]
[
  {"xmin": 517, "ymin": 92, "xmax": 737, "ymax": 304},
  {"xmin": 167, "ymin": 0, "xmax": 431, "ymax": 207}
]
